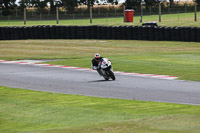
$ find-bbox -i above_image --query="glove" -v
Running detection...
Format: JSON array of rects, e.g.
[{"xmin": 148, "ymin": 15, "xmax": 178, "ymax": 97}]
[{"xmin": 92, "ymin": 66, "xmax": 97, "ymax": 70}]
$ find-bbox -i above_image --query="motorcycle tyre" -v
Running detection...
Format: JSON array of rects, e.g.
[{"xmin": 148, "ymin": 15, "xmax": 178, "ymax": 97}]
[
  {"xmin": 108, "ymin": 70, "xmax": 115, "ymax": 80},
  {"xmin": 103, "ymin": 76, "xmax": 109, "ymax": 81}
]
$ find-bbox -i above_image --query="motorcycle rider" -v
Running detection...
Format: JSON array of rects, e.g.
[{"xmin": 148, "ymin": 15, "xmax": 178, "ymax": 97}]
[{"xmin": 92, "ymin": 53, "xmax": 103, "ymax": 75}]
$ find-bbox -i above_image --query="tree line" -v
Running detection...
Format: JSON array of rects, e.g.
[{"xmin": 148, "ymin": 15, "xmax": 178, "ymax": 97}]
[{"xmin": 1, "ymin": 0, "xmax": 197, "ymax": 16}]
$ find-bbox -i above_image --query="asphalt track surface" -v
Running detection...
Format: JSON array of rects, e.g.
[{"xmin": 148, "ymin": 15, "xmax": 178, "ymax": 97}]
[{"xmin": 0, "ymin": 63, "xmax": 200, "ymax": 105}]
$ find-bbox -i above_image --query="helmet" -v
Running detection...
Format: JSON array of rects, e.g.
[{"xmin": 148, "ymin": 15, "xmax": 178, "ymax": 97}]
[{"xmin": 94, "ymin": 53, "xmax": 100, "ymax": 61}]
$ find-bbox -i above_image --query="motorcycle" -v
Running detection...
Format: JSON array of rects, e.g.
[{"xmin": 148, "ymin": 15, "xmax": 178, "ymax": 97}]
[{"xmin": 98, "ymin": 58, "xmax": 115, "ymax": 81}]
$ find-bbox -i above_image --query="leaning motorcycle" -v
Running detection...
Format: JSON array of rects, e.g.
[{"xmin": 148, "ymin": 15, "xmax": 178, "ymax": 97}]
[{"xmin": 98, "ymin": 58, "xmax": 115, "ymax": 81}]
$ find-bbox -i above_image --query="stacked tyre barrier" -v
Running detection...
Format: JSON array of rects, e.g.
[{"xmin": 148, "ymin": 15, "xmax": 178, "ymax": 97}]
[{"xmin": 0, "ymin": 25, "xmax": 200, "ymax": 42}]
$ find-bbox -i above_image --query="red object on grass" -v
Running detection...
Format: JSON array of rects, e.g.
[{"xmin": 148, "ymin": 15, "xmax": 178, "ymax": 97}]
[{"xmin": 125, "ymin": 10, "xmax": 135, "ymax": 22}]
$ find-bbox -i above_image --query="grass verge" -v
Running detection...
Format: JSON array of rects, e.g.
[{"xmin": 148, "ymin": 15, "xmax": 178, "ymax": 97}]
[
  {"xmin": 0, "ymin": 39, "xmax": 200, "ymax": 81},
  {"xmin": 1, "ymin": 12, "xmax": 200, "ymax": 27},
  {"xmin": 0, "ymin": 86, "xmax": 200, "ymax": 132}
]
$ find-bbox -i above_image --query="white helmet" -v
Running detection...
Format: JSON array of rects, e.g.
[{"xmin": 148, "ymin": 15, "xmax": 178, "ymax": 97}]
[{"xmin": 94, "ymin": 53, "xmax": 100, "ymax": 61}]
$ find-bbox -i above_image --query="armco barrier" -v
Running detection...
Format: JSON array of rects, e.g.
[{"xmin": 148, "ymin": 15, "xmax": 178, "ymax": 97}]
[{"xmin": 0, "ymin": 25, "xmax": 200, "ymax": 42}]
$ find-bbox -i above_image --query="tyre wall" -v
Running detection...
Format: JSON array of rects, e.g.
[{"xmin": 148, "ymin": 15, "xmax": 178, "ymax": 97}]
[{"xmin": 0, "ymin": 25, "xmax": 200, "ymax": 42}]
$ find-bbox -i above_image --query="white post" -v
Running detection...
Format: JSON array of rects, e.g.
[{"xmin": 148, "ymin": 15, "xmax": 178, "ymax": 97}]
[
  {"xmin": 40, "ymin": 13, "xmax": 42, "ymax": 24},
  {"xmin": 194, "ymin": 2, "xmax": 197, "ymax": 21},
  {"xmin": 56, "ymin": 6, "xmax": 59, "ymax": 24},
  {"xmin": 123, "ymin": 5, "xmax": 125, "ymax": 22},
  {"xmin": 140, "ymin": 2, "xmax": 143, "ymax": 23},
  {"xmin": 16, "ymin": 9, "xmax": 18, "ymax": 17},
  {"xmin": 159, "ymin": 2, "xmax": 161, "ymax": 22},
  {"xmin": 24, "ymin": 8, "xmax": 26, "ymax": 25},
  {"xmin": 90, "ymin": 7, "xmax": 92, "ymax": 24},
  {"xmin": 48, "ymin": 9, "xmax": 50, "ymax": 16}
]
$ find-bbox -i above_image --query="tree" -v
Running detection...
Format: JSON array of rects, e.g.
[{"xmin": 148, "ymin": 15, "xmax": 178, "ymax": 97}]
[
  {"xmin": 144, "ymin": 0, "xmax": 158, "ymax": 6},
  {"xmin": 46, "ymin": 0, "xmax": 62, "ymax": 14},
  {"xmin": 108, "ymin": 0, "xmax": 118, "ymax": 5},
  {"xmin": 61, "ymin": 0, "xmax": 78, "ymax": 13},
  {"xmin": 0, "ymin": 0, "xmax": 17, "ymax": 15},
  {"xmin": 18, "ymin": 0, "xmax": 27, "ymax": 12},
  {"xmin": 169, "ymin": 0, "xmax": 173, "ymax": 7},
  {"xmin": 125, "ymin": 0, "xmax": 140, "ymax": 9},
  {"xmin": 33, "ymin": 0, "xmax": 48, "ymax": 13},
  {"xmin": 195, "ymin": 0, "xmax": 200, "ymax": 5},
  {"xmin": 79, "ymin": 0, "xmax": 117, "ymax": 11},
  {"xmin": 125, "ymin": 0, "xmax": 159, "ymax": 10},
  {"xmin": 78, "ymin": 0, "xmax": 95, "ymax": 11}
]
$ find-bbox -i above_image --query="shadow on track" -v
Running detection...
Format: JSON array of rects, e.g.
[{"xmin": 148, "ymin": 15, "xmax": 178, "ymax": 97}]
[{"xmin": 88, "ymin": 80, "xmax": 114, "ymax": 83}]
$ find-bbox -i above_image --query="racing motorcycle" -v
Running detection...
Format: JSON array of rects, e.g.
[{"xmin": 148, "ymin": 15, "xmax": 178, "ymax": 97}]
[{"xmin": 98, "ymin": 58, "xmax": 115, "ymax": 81}]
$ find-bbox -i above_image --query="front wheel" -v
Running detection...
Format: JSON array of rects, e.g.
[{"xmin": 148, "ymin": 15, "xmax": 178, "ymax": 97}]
[
  {"xmin": 108, "ymin": 69, "xmax": 115, "ymax": 80},
  {"xmin": 103, "ymin": 76, "xmax": 109, "ymax": 81}
]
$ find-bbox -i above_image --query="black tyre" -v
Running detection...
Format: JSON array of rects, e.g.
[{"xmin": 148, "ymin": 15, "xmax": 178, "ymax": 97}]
[
  {"xmin": 108, "ymin": 70, "xmax": 115, "ymax": 80},
  {"xmin": 103, "ymin": 75, "xmax": 109, "ymax": 81}
]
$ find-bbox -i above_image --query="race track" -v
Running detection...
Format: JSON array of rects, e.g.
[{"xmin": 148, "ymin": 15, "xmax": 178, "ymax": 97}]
[{"xmin": 0, "ymin": 63, "xmax": 200, "ymax": 105}]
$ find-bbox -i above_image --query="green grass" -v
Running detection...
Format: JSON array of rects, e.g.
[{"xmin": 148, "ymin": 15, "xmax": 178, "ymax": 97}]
[
  {"xmin": 0, "ymin": 39, "xmax": 200, "ymax": 81},
  {"xmin": 0, "ymin": 39, "xmax": 200, "ymax": 132},
  {"xmin": 0, "ymin": 86, "xmax": 200, "ymax": 132},
  {"xmin": 1, "ymin": 12, "xmax": 200, "ymax": 27}
]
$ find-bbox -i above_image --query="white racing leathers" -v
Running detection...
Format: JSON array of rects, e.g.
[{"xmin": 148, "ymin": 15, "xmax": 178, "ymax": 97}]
[{"xmin": 97, "ymin": 58, "xmax": 116, "ymax": 80}]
